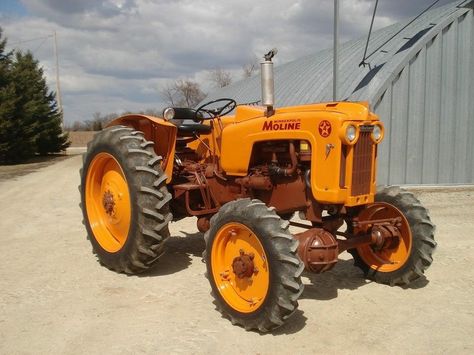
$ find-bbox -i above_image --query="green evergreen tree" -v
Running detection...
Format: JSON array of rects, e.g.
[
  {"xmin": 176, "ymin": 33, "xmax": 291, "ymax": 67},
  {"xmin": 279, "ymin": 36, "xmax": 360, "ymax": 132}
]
[
  {"xmin": 4, "ymin": 52, "xmax": 40, "ymax": 161},
  {"xmin": 0, "ymin": 28, "xmax": 11, "ymax": 83},
  {"xmin": 11, "ymin": 51, "xmax": 69, "ymax": 157},
  {"xmin": 0, "ymin": 27, "xmax": 69, "ymax": 163},
  {"xmin": 0, "ymin": 28, "xmax": 33, "ymax": 163}
]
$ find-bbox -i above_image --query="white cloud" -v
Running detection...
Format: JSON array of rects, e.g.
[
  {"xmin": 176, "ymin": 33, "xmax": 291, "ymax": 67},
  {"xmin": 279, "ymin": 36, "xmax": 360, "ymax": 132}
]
[{"xmin": 1, "ymin": 0, "xmax": 452, "ymax": 124}]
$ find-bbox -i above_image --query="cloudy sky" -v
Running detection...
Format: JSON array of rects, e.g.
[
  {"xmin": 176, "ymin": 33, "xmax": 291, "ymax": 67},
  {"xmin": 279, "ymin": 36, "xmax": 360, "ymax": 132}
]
[{"xmin": 0, "ymin": 0, "xmax": 453, "ymax": 124}]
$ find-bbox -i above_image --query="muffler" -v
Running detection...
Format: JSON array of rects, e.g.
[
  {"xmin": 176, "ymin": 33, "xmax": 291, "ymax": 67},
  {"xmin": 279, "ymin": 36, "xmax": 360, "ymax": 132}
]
[{"xmin": 261, "ymin": 48, "xmax": 277, "ymax": 116}]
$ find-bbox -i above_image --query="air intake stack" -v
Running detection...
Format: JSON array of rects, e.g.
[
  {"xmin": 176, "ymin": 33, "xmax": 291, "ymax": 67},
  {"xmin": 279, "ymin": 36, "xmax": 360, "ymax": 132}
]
[{"xmin": 261, "ymin": 48, "xmax": 277, "ymax": 117}]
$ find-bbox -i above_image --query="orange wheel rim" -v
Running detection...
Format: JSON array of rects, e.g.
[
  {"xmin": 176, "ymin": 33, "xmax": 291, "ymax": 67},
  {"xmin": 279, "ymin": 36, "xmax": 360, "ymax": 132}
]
[
  {"xmin": 211, "ymin": 222, "xmax": 270, "ymax": 313},
  {"xmin": 85, "ymin": 152, "xmax": 131, "ymax": 253},
  {"xmin": 356, "ymin": 202, "xmax": 412, "ymax": 272}
]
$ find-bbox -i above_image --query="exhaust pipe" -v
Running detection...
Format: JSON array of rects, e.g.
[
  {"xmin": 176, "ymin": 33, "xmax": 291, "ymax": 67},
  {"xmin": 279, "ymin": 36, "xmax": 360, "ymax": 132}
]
[{"xmin": 261, "ymin": 48, "xmax": 277, "ymax": 117}]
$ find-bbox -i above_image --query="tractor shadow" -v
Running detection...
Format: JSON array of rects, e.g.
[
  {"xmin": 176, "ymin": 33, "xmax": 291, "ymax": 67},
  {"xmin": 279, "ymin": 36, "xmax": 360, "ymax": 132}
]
[
  {"xmin": 139, "ymin": 234, "xmax": 430, "ymax": 334},
  {"xmin": 300, "ymin": 259, "xmax": 368, "ymax": 301},
  {"xmin": 271, "ymin": 260, "xmax": 428, "ymax": 335},
  {"xmin": 140, "ymin": 231, "xmax": 205, "ymax": 277},
  {"xmin": 401, "ymin": 277, "xmax": 429, "ymax": 289},
  {"xmin": 0, "ymin": 154, "xmax": 72, "ymax": 182},
  {"xmin": 269, "ymin": 310, "xmax": 308, "ymax": 335},
  {"xmin": 300, "ymin": 257, "xmax": 430, "ymax": 301},
  {"xmin": 268, "ymin": 259, "xmax": 366, "ymax": 335}
]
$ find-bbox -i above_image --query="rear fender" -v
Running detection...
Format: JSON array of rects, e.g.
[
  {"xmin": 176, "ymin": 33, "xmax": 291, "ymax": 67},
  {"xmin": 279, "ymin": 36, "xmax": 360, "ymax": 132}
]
[{"xmin": 107, "ymin": 114, "xmax": 177, "ymax": 183}]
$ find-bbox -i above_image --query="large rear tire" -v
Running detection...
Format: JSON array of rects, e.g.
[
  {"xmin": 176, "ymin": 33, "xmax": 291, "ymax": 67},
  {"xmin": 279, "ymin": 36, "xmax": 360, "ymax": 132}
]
[
  {"xmin": 80, "ymin": 126, "xmax": 172, "ymax": 274},
  {"xmin": 349, "ymin": 186, "xmax": 436, "ymax": 286},
  {"xmin": 203, "ymin": 199, "xmax": 304, "ymax": 332}
]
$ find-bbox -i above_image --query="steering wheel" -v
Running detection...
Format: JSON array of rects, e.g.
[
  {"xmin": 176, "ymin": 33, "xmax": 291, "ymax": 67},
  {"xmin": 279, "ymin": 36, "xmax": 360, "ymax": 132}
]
[{"xmin": 194, "ymin": 98, "xmax": 237, "ymax": 121}]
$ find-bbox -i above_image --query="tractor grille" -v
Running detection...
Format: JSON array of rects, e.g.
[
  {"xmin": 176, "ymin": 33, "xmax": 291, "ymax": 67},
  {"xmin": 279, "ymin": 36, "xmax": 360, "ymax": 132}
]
[{"xmin": 351, "ymin": 128, "xmax": 374, "ymax": 196}]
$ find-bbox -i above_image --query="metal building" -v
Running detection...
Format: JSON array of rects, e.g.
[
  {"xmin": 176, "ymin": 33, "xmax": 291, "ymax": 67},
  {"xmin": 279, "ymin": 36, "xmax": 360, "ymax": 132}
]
[{"xmin": 206, "ymin": 0, "xmax": 474, "ymax": 185}]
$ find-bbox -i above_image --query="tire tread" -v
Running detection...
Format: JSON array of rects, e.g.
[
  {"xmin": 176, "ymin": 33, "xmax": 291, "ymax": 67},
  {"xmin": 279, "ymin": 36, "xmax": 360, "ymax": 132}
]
[
  {"xmin": 79, "ymin": 125, "xmax": 172, "ymax": 274},
  {"xmin": 349, "ymin": 186, "xmax": 436, "ymax": 286},
  {"xmin": 203, "ymin": 198, "xmax": 304, "ymax": 332}
]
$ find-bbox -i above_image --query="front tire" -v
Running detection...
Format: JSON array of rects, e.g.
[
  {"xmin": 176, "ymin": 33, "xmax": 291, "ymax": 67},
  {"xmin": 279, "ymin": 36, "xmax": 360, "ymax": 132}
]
[
  {"xmin": 80, "ymin": 126, "xmax": 172, "ymax": 274},
  {"xmin": 349, "ymin": 186, "xmax": 436, "ymax": 286},
  {"xmin": 204, "ymin": 199, "xmax": 304, "ymax": 332}
]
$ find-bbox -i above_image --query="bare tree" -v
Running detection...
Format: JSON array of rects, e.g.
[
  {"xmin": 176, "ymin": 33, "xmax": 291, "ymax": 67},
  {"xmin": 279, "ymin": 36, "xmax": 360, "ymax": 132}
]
[
  {"xmin": 160, "ymin": 79, "xmax": 206, "ymax": 108},
  {"xmin": 208, "ymin": 68, "xmax": 232, "ymax": 88},
  {"xmin": 178, "ymin": 79, "xmax": 206, "ymax": 107},
  {"xmin": 161, "ymin": 82, "xmax": 177, "ymax": 106},
  {"xmin": 67, "ymin": 111, "xmax": 157, "ymax": 131},
  {"xmin": 142, "ymin": 108, "xmax": 162, "ymax": 116},
  {"xmin": 242, "ymin": 56, "xmax": 260, "ymax": 78}
]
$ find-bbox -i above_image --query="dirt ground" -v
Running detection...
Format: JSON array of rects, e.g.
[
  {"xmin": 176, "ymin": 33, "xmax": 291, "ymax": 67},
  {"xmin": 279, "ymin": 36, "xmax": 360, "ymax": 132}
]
[
  {"xmin": 0, "ymin": 155, "xmax": 71, "ymax": 182},
  {"xmin": 0, "ymin": 155, "xmax": 473, "ymax": 354}
]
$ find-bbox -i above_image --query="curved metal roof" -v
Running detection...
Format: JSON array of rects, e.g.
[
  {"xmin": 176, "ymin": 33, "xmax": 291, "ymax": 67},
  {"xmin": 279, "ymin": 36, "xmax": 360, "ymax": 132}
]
[
  {"xmin": 204, "ymin": 0, "xmax": 474, "ymax": 185},
  {"xmin": 205, "ymin": 0, "xmax": 473, "ymax": 108}
]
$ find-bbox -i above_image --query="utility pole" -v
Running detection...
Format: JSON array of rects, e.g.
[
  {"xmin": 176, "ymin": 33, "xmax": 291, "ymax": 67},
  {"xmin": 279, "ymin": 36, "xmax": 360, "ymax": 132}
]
[
  {"xmin": 333, "ymin": 0, "xmax": 339, "ymax": 101},
  {"xmin": 53, "ymin": 31, "xmax": 63, "ymax": 126}
]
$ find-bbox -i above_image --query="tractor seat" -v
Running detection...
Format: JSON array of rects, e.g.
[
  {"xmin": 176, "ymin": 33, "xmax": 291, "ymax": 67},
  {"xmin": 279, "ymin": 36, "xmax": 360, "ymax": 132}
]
[
  {"xmin": 164, "ymin": 107, "xmax": 211, "ymax": 137},
  {"xmin": 170, "ymin": 119, "xmax": 212, "ymax": 137}
]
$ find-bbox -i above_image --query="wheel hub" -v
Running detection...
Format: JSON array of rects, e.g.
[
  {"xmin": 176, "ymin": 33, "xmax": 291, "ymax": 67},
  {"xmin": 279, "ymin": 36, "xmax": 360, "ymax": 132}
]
[
  {"xmin": 102, "ymin": 190, "xmax": 115, "ymax": 216},
  {"xmin": 232, "ymin": 249, "xmax": 257, "ymax": 279},
  {"xmin": 371, "ymin": 224, "xmax": 400, "ymax": 251},
  {"xmin": 85, "ymin": 152, "xmax": 131, "ymax": 253},
  {"xmin": 211, "ymin": 222, "xmax": 270, "ymax": 313},
  {"xmin": 354, "ymin": 202, "xmax": 412, "ymax": 272}
]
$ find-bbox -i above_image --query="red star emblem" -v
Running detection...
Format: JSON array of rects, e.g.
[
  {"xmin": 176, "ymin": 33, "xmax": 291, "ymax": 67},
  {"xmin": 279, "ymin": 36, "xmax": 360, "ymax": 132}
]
[{"xmin": 318, "ymin": 120, "xmax": 332, "ymax": 137}]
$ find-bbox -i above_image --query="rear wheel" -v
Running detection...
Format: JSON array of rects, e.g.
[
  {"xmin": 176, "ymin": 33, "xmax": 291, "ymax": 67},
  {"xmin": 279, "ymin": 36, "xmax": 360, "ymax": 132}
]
[
  {"xmin": 204, "ymin": 199, "xmax": 304, "ymax": 332},
  {"xmin": 80, "ymin": 126, "xmax": 172, "ymax": 274},
  {"xmin": 349, "ymin": 186, "xmax": 436, "ymax": 286}
]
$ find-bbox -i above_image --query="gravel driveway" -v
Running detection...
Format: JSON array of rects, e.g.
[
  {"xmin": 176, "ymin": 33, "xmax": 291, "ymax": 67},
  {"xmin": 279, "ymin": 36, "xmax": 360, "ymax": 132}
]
[{"xmin": 0, "ymin": 155, "xmax": 473, "ymax": 354}]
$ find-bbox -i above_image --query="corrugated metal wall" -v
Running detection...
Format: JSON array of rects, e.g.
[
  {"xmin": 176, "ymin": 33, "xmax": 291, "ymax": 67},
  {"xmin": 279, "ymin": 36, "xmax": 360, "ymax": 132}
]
[
  {"xmin": 204, "ymin": 1, "xmax": 474, "ymax": 185},
  {"xmin": 373, "ymin": 9, "xmax": 473, "ymax": 184}
]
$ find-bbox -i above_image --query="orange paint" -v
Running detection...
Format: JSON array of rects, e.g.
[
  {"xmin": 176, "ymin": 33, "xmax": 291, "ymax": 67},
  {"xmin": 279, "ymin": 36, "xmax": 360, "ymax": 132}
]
[{"xmin": 85, "ymin": 152, "xmax": 131, "ymax": 252}]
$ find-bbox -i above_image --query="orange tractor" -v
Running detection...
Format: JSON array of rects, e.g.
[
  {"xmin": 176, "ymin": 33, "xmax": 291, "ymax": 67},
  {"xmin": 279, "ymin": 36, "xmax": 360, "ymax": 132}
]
[{"xmin": 80, "ymin": 50, "xmax": 436, "ymax": 332}]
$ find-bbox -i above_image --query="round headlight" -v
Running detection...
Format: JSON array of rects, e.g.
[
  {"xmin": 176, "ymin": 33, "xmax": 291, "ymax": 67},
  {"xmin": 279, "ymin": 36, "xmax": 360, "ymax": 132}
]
[
  {"xmin": 346, "ymin": 125, "xmax": 357, "ymax": 142},
  {"xmin": 163, "ymin": 107, "xmax": 175, "ymax": 121},
  {"xmin": 372, "ymin": 124, "xmax": 383, "ymax": 142}
]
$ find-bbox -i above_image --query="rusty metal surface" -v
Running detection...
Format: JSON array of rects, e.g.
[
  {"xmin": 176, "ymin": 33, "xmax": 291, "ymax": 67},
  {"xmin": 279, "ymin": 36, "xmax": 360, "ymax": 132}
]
[
  {"xmin": 232, "ymin": 250, "xmax": 256, "ymax": 279},
  {"xmin": 294, "ymin": 228, "xmax": 338, "ymax": 273},
  {"xmin": 347, "ymin": 201, "xmax": 408, "ymax": 265},
  {"xmin": 236, "ymin": 176, "xmax": 273, "ymax": 190},
  {"xmin": 102, "ymin": 190, "xmax": 115, "ymax": 216},
  {"xmin": 172, "ymin": 138, "xmax": 316, "ymax": 218},
  {"xmin": 338, "ymin": 234, "xmax": 373, "ymax": 253},
  {"xmin": 268, "ymin": 141, "xmax": 298, "ymax": 177},
  {"xmin": 351, "ymin": 131, "xmax": 373, "ymax": 196},
  {"xmin": 255, "ymin": 175, "xmax": 309, "ymax": 215},
  {"xmin": 337, "ymin": 226, "xmax": 398, "ymax": 253},
  {"xmin": 196, "ymin": 217, "xmax": 210, "ymax": 233}
]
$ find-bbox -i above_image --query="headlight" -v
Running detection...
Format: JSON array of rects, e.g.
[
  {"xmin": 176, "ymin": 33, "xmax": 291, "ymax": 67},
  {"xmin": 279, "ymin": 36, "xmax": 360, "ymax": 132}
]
[
  {"xmin": 339, "ymin": 123, "xmax": 359, "ymax": 145},
  {"xmin": 162, "ymin": 107, "xmax": 175, "ymax": 121},
  {"xmin": 371, "ymin": 124, "xmax": 384, "ymax": 143},
  {"xmin": 346, "ymin": 125, "xmax": 357, "ymax": 142}
]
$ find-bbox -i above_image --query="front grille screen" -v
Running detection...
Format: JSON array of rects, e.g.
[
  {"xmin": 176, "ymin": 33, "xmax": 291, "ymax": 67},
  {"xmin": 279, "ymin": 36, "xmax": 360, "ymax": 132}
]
[{"xmin": 351, "ymin": 131, "xmax": 373, "ymax": 196}]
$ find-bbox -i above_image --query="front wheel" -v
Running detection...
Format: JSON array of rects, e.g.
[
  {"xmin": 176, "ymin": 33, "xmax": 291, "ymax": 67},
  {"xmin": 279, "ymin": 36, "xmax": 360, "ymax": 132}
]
[
  {"xmin": 203, "ymin": 199, "xmax": 304, "ymax": 332},
  {"xmin": 349, "ymin": 186, "xmax": 437, "ymax": 286}
]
